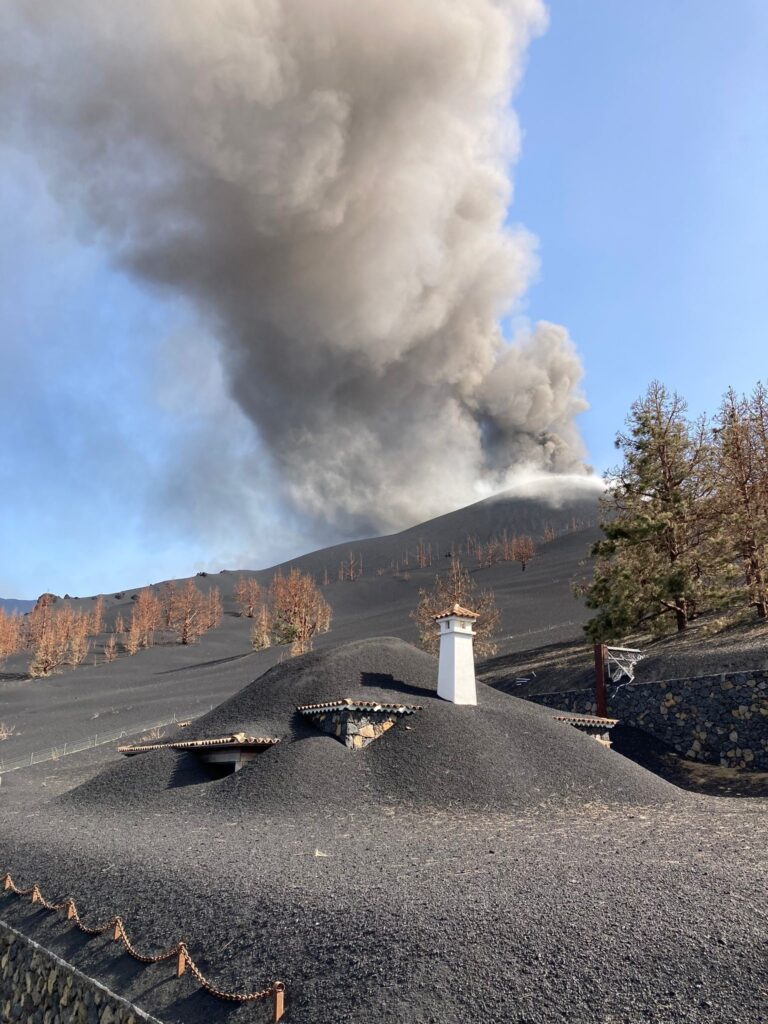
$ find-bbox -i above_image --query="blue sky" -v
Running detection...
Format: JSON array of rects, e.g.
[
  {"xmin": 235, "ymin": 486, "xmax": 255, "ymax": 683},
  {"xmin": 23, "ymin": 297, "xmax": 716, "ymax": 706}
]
[
  {"xmin": 514, "ymin": 0, "xmax": 768, "ymax": 471},
  {"xmin": 2, "ymin": 1, "xmax": 766, "ymax": 598}
]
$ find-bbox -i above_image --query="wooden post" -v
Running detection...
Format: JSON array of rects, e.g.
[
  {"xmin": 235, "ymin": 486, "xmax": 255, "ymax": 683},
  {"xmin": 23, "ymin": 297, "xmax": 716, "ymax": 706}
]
[
  {"xmin": 66, "ymin": 901, "xmax": 76, "ymax": 920},
  {"xmin": 594, "ymin": 643, "xmax": 607, "ymax": 718},
  {"xmin": 273, "ymin": 982, "xmax": 285, "ymax": 1021},
  {"xmin": 176, "ymin": 946, "xmax": 187, "ymax": 978},
  {"xmin": 113, "ymin": 920, "xmax": 122, "ymax": 941}
]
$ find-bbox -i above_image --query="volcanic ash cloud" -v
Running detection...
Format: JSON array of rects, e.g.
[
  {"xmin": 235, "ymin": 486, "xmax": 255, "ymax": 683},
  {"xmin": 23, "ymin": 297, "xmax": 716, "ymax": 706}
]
[{"xmin": 1, "ymin": 0, "xmax": 590, "ymax": 533}]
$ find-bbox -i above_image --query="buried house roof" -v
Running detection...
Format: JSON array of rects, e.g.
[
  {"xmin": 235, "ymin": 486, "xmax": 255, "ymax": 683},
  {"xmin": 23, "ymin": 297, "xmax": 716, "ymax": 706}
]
[
  {"xmin": 552, "ymin": 714, "xmax": 619, "ymax": 728},
  {"xmin": 118, "ymin": 733, "xmax": 281, "ymax": 756},
  {"xmin": 433, "ymin": 603, "xmax": 479, "ymax": 620},
  {"xmin": 296, "ymin": 698, "xmax": 422, "ymax": 716}
]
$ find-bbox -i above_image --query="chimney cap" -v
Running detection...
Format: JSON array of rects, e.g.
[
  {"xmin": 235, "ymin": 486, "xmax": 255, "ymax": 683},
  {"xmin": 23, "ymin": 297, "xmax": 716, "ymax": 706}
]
[{"xmin": 433, "ymin": 603, "xmax": 479, "ymax": 621}]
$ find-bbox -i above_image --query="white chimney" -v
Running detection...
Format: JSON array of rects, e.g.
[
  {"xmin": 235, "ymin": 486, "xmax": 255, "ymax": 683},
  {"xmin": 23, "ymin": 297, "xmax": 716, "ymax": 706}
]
[{"xmin": 434, "ymin": 604, "xmax": 479, "ymax": 705}]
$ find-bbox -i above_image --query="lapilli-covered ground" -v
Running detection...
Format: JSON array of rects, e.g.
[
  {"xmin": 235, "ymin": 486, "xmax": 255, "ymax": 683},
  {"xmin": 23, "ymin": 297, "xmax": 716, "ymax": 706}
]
[{"xmin": 1, "ymin": 639, "xmax": 766, "ymax": 1023}]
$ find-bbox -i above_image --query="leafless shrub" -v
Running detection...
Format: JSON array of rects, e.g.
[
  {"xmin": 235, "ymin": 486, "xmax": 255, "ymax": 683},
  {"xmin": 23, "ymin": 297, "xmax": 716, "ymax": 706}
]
[
  {"xmin": 0, "ymin": 721, "xmax": 17, "ymax": 741},
  {"xmin": 103, "ymin": 634, "xmax": 118, "ymax": 662},
  {"xmin": 140, "ymin": 727, "xmax": 166, "ymax": 743}
]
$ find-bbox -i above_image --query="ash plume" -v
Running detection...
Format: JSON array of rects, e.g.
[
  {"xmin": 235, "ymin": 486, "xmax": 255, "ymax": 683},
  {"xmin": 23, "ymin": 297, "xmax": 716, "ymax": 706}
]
[{"xmin": 2, "ymin": 0, "xmax": 590, "ymax": 535}]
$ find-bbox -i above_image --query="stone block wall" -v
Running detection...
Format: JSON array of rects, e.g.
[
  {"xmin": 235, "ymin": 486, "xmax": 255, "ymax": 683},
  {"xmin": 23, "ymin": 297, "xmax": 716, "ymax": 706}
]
[
  {"xmin": 308, "ymin": 710, "xmax": 398, "ymax": 749},
  {"xmin": 0, "ymin": 919, "xmax": 160, "ymax": 1024},
  {"xmin": 528, "ymin": 670, "xmax": 768, "ymax": 770}
]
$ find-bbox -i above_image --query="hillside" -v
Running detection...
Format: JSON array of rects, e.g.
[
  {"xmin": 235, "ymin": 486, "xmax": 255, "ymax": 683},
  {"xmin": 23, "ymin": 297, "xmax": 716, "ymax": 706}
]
[
  {"xmin": 0, "ymin": 598, "xmax": 34, "ymax": 614},
  {"xmin": 0, "ymin": 489, "xmax": 600, "ymax": 770}
]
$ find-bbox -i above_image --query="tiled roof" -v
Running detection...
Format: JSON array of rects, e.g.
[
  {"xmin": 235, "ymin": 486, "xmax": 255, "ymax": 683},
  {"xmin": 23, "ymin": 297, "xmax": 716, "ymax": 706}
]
[
  {"xmin": 433, "ymin": 603, "xmax": 479, "ymax": 620},
  {"xmin": 553, "ymin": 714, "xmax": 619, "ymax": 728},
  {"xmin": 118, "ymin": 734, "xmax": 281, "ymax": 756},
  {"xmin": 296, "ymin": 698, "xmax": 422, "ymax": 716}
]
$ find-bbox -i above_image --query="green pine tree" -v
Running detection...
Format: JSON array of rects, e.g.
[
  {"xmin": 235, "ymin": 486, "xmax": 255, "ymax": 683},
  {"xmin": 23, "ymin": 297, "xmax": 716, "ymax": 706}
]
[{"xmin": 581, "ymin": 382, "xmax": 719, "ymax": 641}]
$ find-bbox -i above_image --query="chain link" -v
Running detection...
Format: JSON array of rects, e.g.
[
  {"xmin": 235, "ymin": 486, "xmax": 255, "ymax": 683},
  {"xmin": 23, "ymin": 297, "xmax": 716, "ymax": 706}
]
[
  {"xmin": 2, "ymin": 874, "xmax": 37, "ymax": 898},
  {"xmin": 182, "ymin": 944, "xmax": 281, "ymax": 1002},
  {"xmin": 114, "ymin": 918, "xmax": 181, "ymax": 965},
  {"xmin": 30, "ymin": 885, "xmax": 71, "ymax": 913},
  {"xmin": 1, "ymin": 871, "xmax": 283, "ymax": 1008}
]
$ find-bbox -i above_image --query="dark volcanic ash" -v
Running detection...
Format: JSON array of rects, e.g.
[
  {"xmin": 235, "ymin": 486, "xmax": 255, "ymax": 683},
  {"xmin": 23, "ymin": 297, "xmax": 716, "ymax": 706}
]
[{"xmin": 2, "ymin": 0, "xmax": 591, "ymax": 534}]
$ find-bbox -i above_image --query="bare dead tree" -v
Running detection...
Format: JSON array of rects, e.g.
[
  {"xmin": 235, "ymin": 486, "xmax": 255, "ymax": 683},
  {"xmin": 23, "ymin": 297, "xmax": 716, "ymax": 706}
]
[
  {"xmin": 512, "ymin": 535, "xmax": 536, "ymax": 572},
  {"xmin": 234, "ymin": 575, "xmax": 261, "ymax": 617},
  {"xmin": 126, "ymin": 588, "xmax": 162, "ymax": 653},
  {"xmin": 250, "ymin": 603, "xmax": 272, "ymax": 650},
  {"xmin": 0, "ymin": 609, "xmax": 22, "ymax": 666},
  {"xmin": 269, "ymin": 568, "xmax": 332, "ymax": 655},
  {"xmin": 338, "ymin": 551, "xmax": 363, "ymax": 581},
  {"xmin": 172, "ymin": 580, "xmax": 207, "ymax": 645},
  {"xmin": 103, "ymin": 633, "xmax": 118, "ymax": 662},
  {"xmin": 206, "ymin": 586, "xmax": 223, "ymax": 629},
  {"xmin": 411, "ymin": 558, "xmax": 499, "ymax": 657},
  {"xmin": 415, "ymin": 540, "xmax": 433, "ymax": 569}
]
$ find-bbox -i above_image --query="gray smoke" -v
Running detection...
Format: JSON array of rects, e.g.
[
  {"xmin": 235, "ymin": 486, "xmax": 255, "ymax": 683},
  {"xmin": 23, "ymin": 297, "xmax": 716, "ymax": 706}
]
[{"xmin": 1, "ymin": 0, "xmax": 590, "ymax": 535}]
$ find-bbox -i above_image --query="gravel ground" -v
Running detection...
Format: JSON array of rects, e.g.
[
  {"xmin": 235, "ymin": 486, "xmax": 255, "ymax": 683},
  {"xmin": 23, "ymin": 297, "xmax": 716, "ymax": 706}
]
[
  {"xmin": 0, "ymin": 800, "xmax": 766, "ymax": 1024},
  {"xmin": 2, "ymin": 639, "xmax": 767, "ymax": 1023}
]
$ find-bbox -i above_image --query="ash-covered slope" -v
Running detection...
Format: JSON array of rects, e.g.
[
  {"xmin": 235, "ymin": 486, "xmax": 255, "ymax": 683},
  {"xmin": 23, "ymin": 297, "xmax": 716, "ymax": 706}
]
[
  {"xmin": 1, "ymin": 491, "xmax": 601, "ymax": 765},
  {"xmin": 268, "ymin": 487, "xmax": 601, "ymax": 580},
  {"xmin": 63, "ymin": 638, "xmax": 683, "ymax": 816}
]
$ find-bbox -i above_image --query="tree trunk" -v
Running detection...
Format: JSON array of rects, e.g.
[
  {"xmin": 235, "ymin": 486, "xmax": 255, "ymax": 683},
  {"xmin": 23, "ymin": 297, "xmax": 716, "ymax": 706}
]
[{"xmin": 675, "ymin": 600, "xmax": 688, "ymax": 632}]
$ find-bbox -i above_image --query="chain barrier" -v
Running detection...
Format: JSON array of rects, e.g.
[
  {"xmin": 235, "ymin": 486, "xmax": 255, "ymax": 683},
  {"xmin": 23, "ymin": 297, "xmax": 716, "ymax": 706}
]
[{"xmin": 1, "ymin": 871, "xmax": 285, "ymax": 1020}]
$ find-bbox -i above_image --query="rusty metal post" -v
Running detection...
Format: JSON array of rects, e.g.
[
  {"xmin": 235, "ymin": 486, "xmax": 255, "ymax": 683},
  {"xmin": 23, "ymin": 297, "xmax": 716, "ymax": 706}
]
[
  {"xmin": 594, "ymin": 643, "xmax": 607, "ymax": 718},
  {"xmin": 273, "ymin": 982, "xmax": 286, "ymax": 1021}
]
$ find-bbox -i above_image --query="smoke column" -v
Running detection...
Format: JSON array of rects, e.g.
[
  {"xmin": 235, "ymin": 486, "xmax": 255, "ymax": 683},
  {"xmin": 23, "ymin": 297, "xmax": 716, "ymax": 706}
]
[{"xmin": 1, "ymin": 0, "xmax": 591, "ymax": 535}]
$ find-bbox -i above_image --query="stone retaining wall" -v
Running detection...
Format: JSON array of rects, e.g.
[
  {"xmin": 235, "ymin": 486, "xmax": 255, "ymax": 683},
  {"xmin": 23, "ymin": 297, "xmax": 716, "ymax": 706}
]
[
  {"xmin": 529, "ymin": 670, "xmax": 768, "ymax": 770},
  {"xmin": 0, "ymin": 918, "xmax": 161, "ymax": 1024}
]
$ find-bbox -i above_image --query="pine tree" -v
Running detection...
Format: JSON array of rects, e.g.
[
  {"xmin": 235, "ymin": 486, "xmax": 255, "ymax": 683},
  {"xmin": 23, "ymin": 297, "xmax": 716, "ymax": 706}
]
[
  {"xmin": 582, "ymin": 382, "xmax": 718, "ymax": 640},
  {"xmin": 714, "ymin": 386, "xmax": 768, "ymax": 618}
]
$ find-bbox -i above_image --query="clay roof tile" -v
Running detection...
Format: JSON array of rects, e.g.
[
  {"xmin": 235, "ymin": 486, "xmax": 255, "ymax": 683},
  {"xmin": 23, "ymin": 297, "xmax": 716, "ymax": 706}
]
[{"xmin": 433, "ymin": 603, "xmax": 479, "ymax": 620}]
